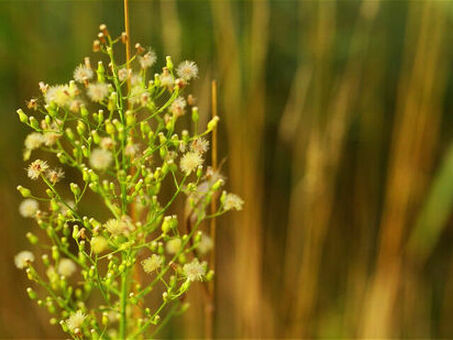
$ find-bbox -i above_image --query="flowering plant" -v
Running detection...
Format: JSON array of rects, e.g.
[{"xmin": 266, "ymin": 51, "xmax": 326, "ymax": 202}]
[{"xmin": 15, "ymin": 24, "xmax": 243, "ymax": 339}]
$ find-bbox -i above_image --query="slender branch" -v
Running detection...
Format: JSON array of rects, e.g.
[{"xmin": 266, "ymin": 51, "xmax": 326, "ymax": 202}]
[{"xmin": 206, "ymin": 80, "xmax": 218, "ymax": 339}]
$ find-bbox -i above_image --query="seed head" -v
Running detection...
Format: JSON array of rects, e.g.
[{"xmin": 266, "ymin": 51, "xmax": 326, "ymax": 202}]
[
  {"xmin": 65, "ymin": 310, "xmax": 86, "ymax": 332},
  {"xmin": 183, "ymin": 258, "xmax": 206, "ymax": 282},
  {"xmin": 170, "ymin": 97, "xmax": 187, "ymax": 117},
  {"xmin": 24, "ymin": 132, "xmax": 44, "ymax": 150},
  {"xmin": 197, "ymin": 233, "xmax": 214, "ymax": 255},
  {"xmin": 19, "ymin": 199, "xmax": 39, "ymax": 218},
  {"xmin": 73, "ymin": 64, "xmax": 94, "ymax": 83},
  {"xmin": 141, "ymin": 254, "xmax": 163, "ymax": 273},
  {"xmin": 139, "ymin": 50, "xmax": 157, "ymax": 69},
  {"xmin": 223, "ymin": 193, "xmax": 244, "ymax": 211},
  {"xmin": 176, "ymin": 60, "xmax": 198, "ymax": 81},
  {"xmin": 14, "ymin": 250, "xmax": 35, "ymax": 269},
  {"xmin": 57, "ymin": 258, "xmax": 77, "ymax": 277},
  {"xmin": 89, "ymin": 148, "xmax": 113, "ymax": 170},
  {"xmin": 180, "ymin": 152, "xmax": 203, "ymax": 175},
  {"xmin": 45, "ymin": 85, "xmax": 72, "ymax": 107},
  {"xmin": 166, "ymin": 238, "xmax": 182, "ymax": 254},
  {"xmin": 27, "ymin": 159, "xmax": 49, "ymax": 180},
  {"xmin": 87, "ymin": 82, "xmax": 109, "ymax": 103}
]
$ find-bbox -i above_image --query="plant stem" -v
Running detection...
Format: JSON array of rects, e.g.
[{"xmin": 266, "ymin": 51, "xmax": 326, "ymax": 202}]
[
  {"xmin": 119, "ymin": 263, "xmax": 130, "ymax": 338},
  {"xmin": 206, "ymin": 80, "xmax": 218, "ymax": 339}
]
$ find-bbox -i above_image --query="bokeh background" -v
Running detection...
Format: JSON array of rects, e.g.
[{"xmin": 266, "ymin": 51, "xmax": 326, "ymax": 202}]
[{"xmin": 2, "ymin": 0, "xmax": 453, "ymax": 338}]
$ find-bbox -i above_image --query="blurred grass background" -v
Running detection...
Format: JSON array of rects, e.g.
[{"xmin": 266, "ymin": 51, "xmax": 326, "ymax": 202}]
[{"xmin": 2, "ymin": 0, "xmax": 453, "ymax": 338}]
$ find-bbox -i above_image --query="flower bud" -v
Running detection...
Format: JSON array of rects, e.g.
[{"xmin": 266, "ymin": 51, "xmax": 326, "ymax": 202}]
[
  {"xmin": 77, "ymin": 121, "xmax": 86, "ymax": 135},
  {"xmin": 26, "ymin": 232, "xmax": 39, "ymax": 245},
  {"xmin": 29, "ymin": 116, "xmax": 39, "ymax": 130},
  {"xmin": 70, "ymin": 183, "xmax": 81, "ymax": 197},
  {"xmin": 80, "ymin": 105, "xmax": 89, "ymax": 118},
  {"xmin": 207, "ymin": 116, "xmax": 219, "ymax": 131},
  {"xmin": 65, "ymin": 128, "xmax": 75, "ymax": 141},
  {"xmin": 166, "ymin": 56, "xmax": 174, "ymax": 71},
  {"xmin": 17, "ymin": 185, "xmax": 31, "ymax": 198},
  {"xmin": 191, "ymin": 106, "xmax": 199, "ymax": 123},
  {"xmin": 26, "ymin": 287, "xmax": 37, "ymax": 300},
  {"xmin": 97, "ymin": 61, "xmax": 105, "ymax": 82},
  {"xmin": 17, "ymin": 109, "xmax": 28, "ymax": 123}
]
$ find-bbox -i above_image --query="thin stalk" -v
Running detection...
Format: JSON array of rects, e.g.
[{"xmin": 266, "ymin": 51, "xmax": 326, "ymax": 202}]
[
  {"xmin": 206, "ymin": 80, "xmax": 218, "ymax": 339},
  {"xmin": 119, "ymin": 264, "xmax": 130, "ymax": 338}
]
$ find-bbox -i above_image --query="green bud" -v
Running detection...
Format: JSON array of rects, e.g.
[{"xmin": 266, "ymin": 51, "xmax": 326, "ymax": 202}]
[
  {"xmin": 97, "ymin": 109, "xmax": 104, "ymax": 124},
  {"xmin": 17, "ymin": 185, "xmax": 31, "ymax": 198},
  {"xmin": 97, "ymin": 61, "xmax": 105, "ymax": 82},
  {"xmin": 81, "ymin": 145, "xmax": 89, "ymax": 158},
  {"xmin": 207, "ymin": 116, "xmax": 219, "ymax": 131},
  {"xmin": 196, "ymin": 165, "xmax": 203, "ymax": 178},
  {"xmin": 70, "ymin": 183, "xmax": 81, "ymax": 197},
  {"xmin": 166, "ymin": 56, "xmax": 174, "ymax": 71},
  {"xmin": 57, "ymin": 152, "xmax": 67, "ymax": 164},
  {"xmin": 191, "ymin": 106, "xmax": 199, "ymax": 123},
  {"xmin": 16, "ymin": 109, "xmax": 28, "ymax": 123},
  {"xmin": 126, "ymin": 111, "xmax": 136, "ymax": 127},
  {"xmin": 212, "ymin": 179, "xmax": 224, "ymax": 191},
  {"xmin": 80, "ymin": 105, "xmax": 89, "ymax": 118},
  {"xmin": 140, "ymin": 121, "xmax": 151, "ymax": 138},
  {"xmin": 65, "ymin": 128, "xmax": 75, "ymax": 141},
  {"xmin": 108, "ymin": 92, "xmax": 118, "ymax": 111},
  {"xmin": 29, "ymin": 116, "xmax": 39, "ymax": 129},
  {"xmin": 50, "ymin": 199, "xmax": 59, "ymax": 212},
  {"xmin": 26, "ymin": 287, "xmax": 37, "ymax": 300},
  {"xmin": 105, "ymin": 120, "xmax": 115, "ymax": 135},
  {"xmin": 51, "ymin": 246, "xmax": 59, "ymax": 261},
  {"xmin": 91, "ymin": 130, "xmax": 100, "ymax": 144},
  {"xmin": 77, "ymin": 121, "xmax": 86, "ymax": 135},
  {"xmin": 26, "ymin": 232, "xmax": 38, "ymax": 245},
  {"xmin": 42, "ymin": 254, "xmax": 50, "ymax": 266},
  {"xmin": 220, "ymin": 190, "xmax": 227, "ymax": 205},
  {"xmin": 72, "ymin": 225, "xmax": 80, "ymax": 240}
]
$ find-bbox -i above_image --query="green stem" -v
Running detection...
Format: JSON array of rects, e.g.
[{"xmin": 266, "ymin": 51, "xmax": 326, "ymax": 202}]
[{"xmin": 119, "ymin": 263, "xmax": 130, "ymax": 338}]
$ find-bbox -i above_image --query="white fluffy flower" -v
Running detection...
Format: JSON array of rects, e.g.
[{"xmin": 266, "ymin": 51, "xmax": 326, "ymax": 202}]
[
  {"xmin": 24, "ymin": 133, "xmax": 44, "ymax": 150},
  {"xmin": 46, "ymin": 168, "xmax": 64, "ymax": 185},
  {"xmin": 57, "ymin": 258, "xmax": 77, "ymax": 277},
  {"xmin": 100, "ymin": 137, "xmax": 115, "ymax": 150},
  {"xmin": 160, "ymin": 73, "xmax": 175, "ymax": 88},
  {"xmin": 223, "ymin": 193, "xmax": 244, "ymax": 211},
  {"xmin": 190, "ymin": 138, "xmax": 209, "ymax": 154},
  {"xmin": 180, "ymin": 152, "xmax": 203, "ymax": 175},
  {"xmin": 14, "ymin": 250, "xmax": 35, "ymax": 269},
  {"xmin": 43, "ymin": 131, "xmax": 61, "ymax": 146},
  {"xmin": 170, "ymin": 97, "xmax": 186, "ymax": 117},
  {"xmin": 74, "ymin": 64, "xmax": 94, "ymax": 83},
  {"xmin": 19, "ymin": 199, "xmax": 39, "ymax": 218},
  {"xmin": 90, "ymin": 236, "xmax": 108, "ymax": 254},
  {"xmin": 197, "ymin": 234, "xmax": 213, "ymax": 255},
  {"xmin": 118, "ymin": 68, "xmax": 131, "ymax": 82},
  {"xmin": 183, "ymin": 258, "xmax": 206, "ymax": 282},
  {"xmin": 87, "ymin": 82, "xmax": 109, "ymax": 102},
  {"xmin": 138, "ymin": 50, "xmax": 157, "ymax": 69},
  {"xmin": 141, "ymin": 254, "xmax": 163, "ymax": 273},
  {"xmin": 166, "ymin": 238, "xmax": 182, "ymax": 254},
  {"xmin": 65, "ymin": 310, "xmax": 86, "ymax": 332},
  {"xmin": 89, "ymin": 148, "xmax": 113, "ymax": 170},
  {"xmin": 177, "ymin": 60, "xmax": 198, "ymax": 81},
  {"xmin": 27, "ymin": 159, "xmax": 49, "ymax": 180},
  {"xmin": 45, "ymin": 84, "xmax": 72, "ymax": 107},
  {"xmin": 104, "ymin": 216, "xmax": 134, "ymax": 236}
]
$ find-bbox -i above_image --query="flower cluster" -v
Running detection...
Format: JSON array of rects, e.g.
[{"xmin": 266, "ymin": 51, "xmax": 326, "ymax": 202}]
[{"xmin": 15, "ymin": 24, "xmax": 242, "ymax": 339}]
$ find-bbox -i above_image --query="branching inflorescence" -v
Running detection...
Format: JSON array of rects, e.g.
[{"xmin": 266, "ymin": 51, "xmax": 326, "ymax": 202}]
[{"xmin": 15, "ymin": 24, "xmax": 243, "ymax": 339}]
